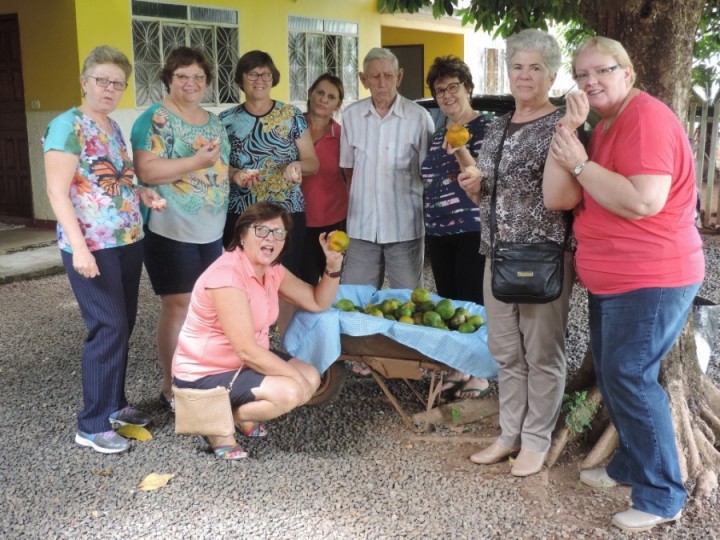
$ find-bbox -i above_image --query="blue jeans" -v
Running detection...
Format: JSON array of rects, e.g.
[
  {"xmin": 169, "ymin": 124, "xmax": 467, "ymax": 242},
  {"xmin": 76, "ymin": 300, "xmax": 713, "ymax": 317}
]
[{"xmin": 589, "ymin": 284, "xmax": 700, "ymax": 517}]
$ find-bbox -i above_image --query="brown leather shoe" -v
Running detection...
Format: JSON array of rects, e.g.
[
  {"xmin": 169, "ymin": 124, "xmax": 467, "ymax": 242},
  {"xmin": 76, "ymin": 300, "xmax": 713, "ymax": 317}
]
[
  {"xmin": 470, "ymin": 440, "xmax": 519, "ymax": 465},
  {"xmin": 510, "ymin": 448, "xmax": 546, "ymax": 477}
]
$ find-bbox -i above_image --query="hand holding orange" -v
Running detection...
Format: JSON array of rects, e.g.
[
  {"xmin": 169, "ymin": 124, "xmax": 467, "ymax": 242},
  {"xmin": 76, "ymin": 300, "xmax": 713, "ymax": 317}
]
[
  {"xmin": 445, "ymin": 125, "xmax": 471, "ymax": 148},
  {"xmin": 328, "ymin": 230, "xmax": 350, "ymax": 253}
]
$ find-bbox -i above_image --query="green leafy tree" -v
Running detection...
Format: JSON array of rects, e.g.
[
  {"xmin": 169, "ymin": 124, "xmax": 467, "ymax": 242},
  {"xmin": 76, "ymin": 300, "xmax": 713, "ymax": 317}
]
[{"xmin": 379, "ymin": 0, "xmax": 708, "ymax": 114}]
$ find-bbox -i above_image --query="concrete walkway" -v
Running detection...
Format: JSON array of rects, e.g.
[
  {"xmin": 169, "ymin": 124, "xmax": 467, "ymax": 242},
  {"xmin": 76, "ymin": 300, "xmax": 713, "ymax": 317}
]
[{"xmin": 0, "ymin": 227, "xmax": 63, "ymax": 283}]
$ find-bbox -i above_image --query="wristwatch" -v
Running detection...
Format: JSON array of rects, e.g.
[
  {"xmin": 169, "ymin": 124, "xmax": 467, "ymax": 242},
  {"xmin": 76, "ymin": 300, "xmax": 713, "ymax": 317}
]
[
  {"xmin": 324, "ymin": 268, "xmax": 342, "ymax": 278},
  {"xmin": 573, "ymin": 160, "xmax": 588, "ymax": 177}
]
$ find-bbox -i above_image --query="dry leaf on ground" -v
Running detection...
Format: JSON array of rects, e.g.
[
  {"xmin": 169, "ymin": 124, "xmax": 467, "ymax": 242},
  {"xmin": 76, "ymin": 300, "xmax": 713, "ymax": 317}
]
[
  {"xmin": 116, "ymin": 425, "xmax": 152, "ymax": 441},
  {"xmin": 138, "ymin": 472, "xmax": 175, "ymax": 491}
]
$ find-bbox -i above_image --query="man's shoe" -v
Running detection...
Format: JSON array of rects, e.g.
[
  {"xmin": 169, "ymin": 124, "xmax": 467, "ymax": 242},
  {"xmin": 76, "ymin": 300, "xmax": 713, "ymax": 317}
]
[
  {"xmin": 470, "ymin": 440, "xmax": 519, "ymax": 465},
  {"xmin": 510, "ymin": 448, "xmax": 546, "ymax": 477},
  {"xmin": 109, "ymin": 406, "xmax": 152, "ymax": 428},
  {"xmin": 75, "ymin": 430, "xmax": 130, "ymax": 454},
  {"xmin": 611, "ymin": 508, "xmax": 682, "ymax": 533},
  {"xmin": 580, "ymin": 468, "xmax": 621, "ymax": 488}
]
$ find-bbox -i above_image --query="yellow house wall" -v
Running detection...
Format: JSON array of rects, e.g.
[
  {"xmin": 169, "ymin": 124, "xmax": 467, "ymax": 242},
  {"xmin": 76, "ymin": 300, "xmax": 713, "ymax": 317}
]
[
  {"xmin": 1, "ymin": 0, "xmax": 445, "ymax": 222},
  {"xmin": 381, "ymin": 26, "xmax": 464, "ymax": 97}
]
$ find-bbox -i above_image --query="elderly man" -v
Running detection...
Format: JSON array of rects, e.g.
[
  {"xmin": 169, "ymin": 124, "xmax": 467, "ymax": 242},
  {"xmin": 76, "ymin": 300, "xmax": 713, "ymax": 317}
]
[{"xmin": 340, "ymin": 47, "xmax": 434, "ymax": 290}]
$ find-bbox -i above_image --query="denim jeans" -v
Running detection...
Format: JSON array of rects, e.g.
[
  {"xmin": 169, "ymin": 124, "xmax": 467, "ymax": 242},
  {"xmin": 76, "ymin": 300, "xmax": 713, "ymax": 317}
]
[{"xmin": 588, "ymin": 283, "xmax": 701, "ymax": 517}]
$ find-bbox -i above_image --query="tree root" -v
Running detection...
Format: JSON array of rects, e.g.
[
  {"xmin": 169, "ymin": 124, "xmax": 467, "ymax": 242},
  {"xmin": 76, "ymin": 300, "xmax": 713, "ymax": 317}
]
[
  {"xmin": 580, "ymin": 424, "xmax": 617, "ymax": 470},
  {"xmin": 699, "ymin": 402, "xmax": 720, "ymax": 443},
  {"xmin": 693, "ymin": 469, "xmax": 719, "ymax": 500}
]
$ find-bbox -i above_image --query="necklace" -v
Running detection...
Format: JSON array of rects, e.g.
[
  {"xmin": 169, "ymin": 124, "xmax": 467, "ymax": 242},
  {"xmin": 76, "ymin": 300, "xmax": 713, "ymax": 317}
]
[{"xmin": 602, "ymin": 89, "xmax": 637, "ymax": 132}]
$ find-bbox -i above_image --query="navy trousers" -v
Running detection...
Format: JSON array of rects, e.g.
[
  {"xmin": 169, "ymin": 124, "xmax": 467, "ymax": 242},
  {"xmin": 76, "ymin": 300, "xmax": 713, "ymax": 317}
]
[{"xmin": 62, "ymin": 241, "xmax": 144, "ymax": 433}]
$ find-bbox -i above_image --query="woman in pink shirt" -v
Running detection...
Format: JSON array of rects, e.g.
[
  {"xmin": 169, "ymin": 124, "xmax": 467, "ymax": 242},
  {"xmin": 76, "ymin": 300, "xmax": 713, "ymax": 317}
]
[
  {"xmin": 173, "ymin": 201, "xmax": 344, "ymax": 460},
  {"xmin": 299, "ymin": 74, "xmax": 349, "ymax": 284},
  {"xmin": 544, "ymin": 37, "xmax": 704, "ymax": 533}
]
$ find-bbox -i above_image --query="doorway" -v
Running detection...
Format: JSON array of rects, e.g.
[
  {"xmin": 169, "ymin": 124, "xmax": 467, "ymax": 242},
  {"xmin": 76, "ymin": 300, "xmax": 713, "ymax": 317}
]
[
  {"xmin": 0, "ymin": 14, "xmax": 32, "ymax": 221},
  {"xmin": 385, "ymin": 45, "xmax": 424, "ymax": 100}
]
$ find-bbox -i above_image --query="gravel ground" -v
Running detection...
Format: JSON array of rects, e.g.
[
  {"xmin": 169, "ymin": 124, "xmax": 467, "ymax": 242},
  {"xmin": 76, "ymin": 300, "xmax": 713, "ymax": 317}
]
[{"xmin": 1, "ymin": 236, "xmax": 720, "ymax": 539}]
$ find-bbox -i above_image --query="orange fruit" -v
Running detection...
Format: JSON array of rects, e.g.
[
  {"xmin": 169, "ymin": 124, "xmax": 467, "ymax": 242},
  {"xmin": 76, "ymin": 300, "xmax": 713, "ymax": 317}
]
[
  {"xmin": 445, "ymin": 125, "xmax": 471, "ymax": 148},
  {"xmin": 328, "ymin": 230, "xmax": 350, "ymax": 252}
]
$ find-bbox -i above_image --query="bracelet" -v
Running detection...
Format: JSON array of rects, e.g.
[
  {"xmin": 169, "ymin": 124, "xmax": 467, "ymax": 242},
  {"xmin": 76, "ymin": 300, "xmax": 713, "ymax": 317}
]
[{"xmin": 324, "ymin": 268, "xmax": 342, "ymax": 278}]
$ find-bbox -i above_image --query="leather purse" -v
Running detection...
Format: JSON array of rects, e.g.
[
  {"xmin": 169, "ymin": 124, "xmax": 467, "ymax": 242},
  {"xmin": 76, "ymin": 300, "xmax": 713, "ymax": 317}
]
[
  {"xmin": 488, "ymin": 115, "xmax": 568, "ymax": 304},
  {"xmin": 172, "ymin": 370, "xmax": 240, "ymax": 437}
]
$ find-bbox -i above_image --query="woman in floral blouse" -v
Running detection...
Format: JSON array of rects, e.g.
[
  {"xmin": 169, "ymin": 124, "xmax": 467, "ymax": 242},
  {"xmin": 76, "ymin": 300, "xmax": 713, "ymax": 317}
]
[
  {"xmin": 220, "ymin": 50, "xmax": 318, "ymax": 275},
  {"xmin": 131, "ymin": 46, "xmax": 231, "ymax": 412},
  {"xmin": 45, "ymin": 46, "xmax": 166, "ymax": 454}
]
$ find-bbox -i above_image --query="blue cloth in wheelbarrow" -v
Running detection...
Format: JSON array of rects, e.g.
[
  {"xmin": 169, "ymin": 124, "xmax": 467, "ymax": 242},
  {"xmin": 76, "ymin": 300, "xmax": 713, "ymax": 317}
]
[{"xmin": 283, "ymin": 284, "xmax": 498, "ymax": 380}]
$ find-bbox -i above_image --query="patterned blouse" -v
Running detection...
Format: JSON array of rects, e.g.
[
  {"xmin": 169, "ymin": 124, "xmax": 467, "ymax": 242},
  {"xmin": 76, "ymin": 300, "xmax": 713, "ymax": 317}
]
[
  {"xmin": 220, "ymin": 100, "xmax": 308, "ymax": 214},
  {"xmin": 43, "ymin": 107, "xmax": 143, "ymax": 253},
  {"xmin": 421, "ymin": 115, "xmax": 488, "ymax": 236},
  {"xmin": 130, "ymin": 103, "xmax": 230, "ymax": 244},
  {"xmin": 476, "ymin": 109, "xmax": 572, "ymax": 257}
]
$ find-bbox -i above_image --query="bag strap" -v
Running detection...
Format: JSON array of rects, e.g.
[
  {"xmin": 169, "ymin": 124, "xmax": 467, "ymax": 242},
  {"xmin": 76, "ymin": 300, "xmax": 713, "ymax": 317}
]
[
  {"xmin": 227, "ymin": 369, "xmax": 241, "ymax": 390},
  {"xmin": 488, "ymin": 114, "xmax": 571, "ymax": 251}
]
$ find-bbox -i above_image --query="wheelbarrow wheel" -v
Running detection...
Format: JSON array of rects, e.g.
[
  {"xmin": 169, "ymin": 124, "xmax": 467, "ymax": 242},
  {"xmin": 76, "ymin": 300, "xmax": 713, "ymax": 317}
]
[{"xmin": 306, "ymin": 362, "xmax": 347, "ymax": 406}]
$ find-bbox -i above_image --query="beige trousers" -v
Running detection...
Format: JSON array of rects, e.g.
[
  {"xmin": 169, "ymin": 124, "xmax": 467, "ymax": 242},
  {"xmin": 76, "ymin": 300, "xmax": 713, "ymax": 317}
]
[{"xmin": 483, "ymin": 252, "xmax": 575, "ymax": 452}]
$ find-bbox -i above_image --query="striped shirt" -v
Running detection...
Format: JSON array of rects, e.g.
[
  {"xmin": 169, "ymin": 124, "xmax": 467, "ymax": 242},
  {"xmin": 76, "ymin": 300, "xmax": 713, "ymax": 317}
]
[{"xmin": 340, "ymin": 95, "xmax": 434, "ymax": 243}]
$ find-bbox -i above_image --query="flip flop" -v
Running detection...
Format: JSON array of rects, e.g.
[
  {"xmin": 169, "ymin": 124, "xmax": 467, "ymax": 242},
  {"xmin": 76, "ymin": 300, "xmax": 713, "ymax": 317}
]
[
  {"xmin": 236, "ymin": 422, "xmax": 268, "ymax": 438},
  {"xmin": 455, "ymin": 378, "xmax": 491, "ymax": 400},
  {"xmin": 441, "ymin": 372, "xmax": 470, "ymax": 393},
  {"xmin": 201, "ymin": 436, "xmax": 248, "ymax": 460}
]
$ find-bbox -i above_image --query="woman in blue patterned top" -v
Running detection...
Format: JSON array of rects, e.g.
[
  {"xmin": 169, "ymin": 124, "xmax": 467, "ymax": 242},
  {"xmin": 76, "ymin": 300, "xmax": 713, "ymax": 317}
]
[
  {"xmin": 45, "ymin": 46, "xmax": 166, "ymax": 454},
  {"xmin": 131, "ymin": 46, "xmax": 231, "ymax": 411},
  {"xmin": 421, "ymin": 56, "xmax": 490, "ymax": 400},
  {"xmin": 220, "ymin": 50, "xmax": 319, "ymax": 275}
]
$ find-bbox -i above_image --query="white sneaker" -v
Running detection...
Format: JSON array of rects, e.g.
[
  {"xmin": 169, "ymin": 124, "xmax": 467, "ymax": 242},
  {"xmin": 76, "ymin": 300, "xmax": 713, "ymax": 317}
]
[
  {"xmin": 612, "ymin": 507, "xmax": 682, "ymax": 532},
  {"xmin": 579, "ymin": 468, "xmax": 621, "ymax": 488}
]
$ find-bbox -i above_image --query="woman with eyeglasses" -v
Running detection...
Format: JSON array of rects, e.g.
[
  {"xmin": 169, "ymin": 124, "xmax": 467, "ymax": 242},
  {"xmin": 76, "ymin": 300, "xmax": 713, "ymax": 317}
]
[
  {"xmin": 44, "ymin": 46, "xmax": 167, "ymax": 454},
  {"xmin": 544, "ymin": 37, "xmax": 704, "ymax": 533},
  {"xmin": 219, "ymin": 50, "xmax": 319, "ymax": 276},
  {"xmin": 130, "ymin": 46, "xmax": 231, "ymax": 412},
  {"xmin": 421, "ymin": 56, "xmax": 491, "ymax": 401},
  {"xmin": 172, "ymin": 201, "xmax": 343, "ymax": 459},
  {"xmin": 457, "ymin": 29, "xmax": 575, "ymax": 477}
]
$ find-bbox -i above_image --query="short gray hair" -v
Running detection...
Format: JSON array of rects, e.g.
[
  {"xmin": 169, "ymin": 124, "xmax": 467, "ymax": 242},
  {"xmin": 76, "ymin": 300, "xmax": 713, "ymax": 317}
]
[
  {"xmin": 505, "ymin": 29, "xmax": 561, "ymax": 77},
  {"xmin": 363, "ymin": 47, "xmax": 399, "ymax": 72},
  {"xmin": 81, "ymin": 45, "xmax": 132, "ymax": 79}
]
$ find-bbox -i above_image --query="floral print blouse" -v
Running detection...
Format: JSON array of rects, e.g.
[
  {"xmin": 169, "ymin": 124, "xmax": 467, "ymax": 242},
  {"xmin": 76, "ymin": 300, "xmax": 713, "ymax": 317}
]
[
  {"xmin": 43, "ymin": 107, "xmax": 143, "ymax": 253},
  {"xmin": 220, "ymin": 100, "xmax": 307, "ymax": 214}
]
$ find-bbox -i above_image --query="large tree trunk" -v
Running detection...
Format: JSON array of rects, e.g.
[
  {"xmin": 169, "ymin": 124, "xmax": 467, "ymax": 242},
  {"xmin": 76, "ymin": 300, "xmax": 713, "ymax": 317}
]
[{"xmin": 580, "ymin": 0, "xmax": 704, "ymax": 115}]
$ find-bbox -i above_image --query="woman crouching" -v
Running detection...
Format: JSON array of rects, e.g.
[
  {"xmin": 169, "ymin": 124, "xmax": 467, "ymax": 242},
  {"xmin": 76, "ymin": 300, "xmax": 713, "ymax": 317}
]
[{"xmin": 172, "ymin": 201, "xmax": 343, "ymax": 459}]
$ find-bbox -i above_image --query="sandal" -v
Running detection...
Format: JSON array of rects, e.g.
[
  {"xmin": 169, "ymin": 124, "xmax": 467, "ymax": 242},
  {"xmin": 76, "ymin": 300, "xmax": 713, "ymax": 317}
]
[
  {"xmin": 201, "ymin": 436, "xmax": 248, "ymax": 461},
  {"xmin": 236, "ymin": 422, "xmax": 268, "ymax": 438},
  {"xmin": 441, "ymin": 371, "xmax": 470, "ymax": 393},
  {"xmin": 455, "ymin": 377, "xmax": 491, "ymax": 400}
]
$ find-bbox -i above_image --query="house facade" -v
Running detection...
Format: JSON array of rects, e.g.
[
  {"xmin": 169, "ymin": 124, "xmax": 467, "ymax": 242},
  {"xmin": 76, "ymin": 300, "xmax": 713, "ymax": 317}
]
[{"xmin": 0, "ymin": 0, "xmax": 499, "ymax": 225}]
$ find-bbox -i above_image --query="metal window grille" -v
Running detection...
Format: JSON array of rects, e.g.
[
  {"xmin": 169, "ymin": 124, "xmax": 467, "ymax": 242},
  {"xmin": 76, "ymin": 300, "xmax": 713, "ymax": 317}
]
[{"xmin": 131, "ymin": 0, "xmax": 239, "ymax": 107}]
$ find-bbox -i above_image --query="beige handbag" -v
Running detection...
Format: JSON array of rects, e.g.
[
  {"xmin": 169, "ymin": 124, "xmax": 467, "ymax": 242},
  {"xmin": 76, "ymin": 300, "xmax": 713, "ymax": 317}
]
[{"xmin": 173, "ymin": 370, "xmax": 240, "ymax": 437}]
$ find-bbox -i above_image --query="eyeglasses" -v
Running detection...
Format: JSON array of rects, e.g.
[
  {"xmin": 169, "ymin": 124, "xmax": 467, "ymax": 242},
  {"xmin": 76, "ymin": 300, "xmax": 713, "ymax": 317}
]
[
  {"xmin": 87, "ymin": 76, "xmax": 128, "ymax": 91},
  {"xmin": 245, "ymin": 71, "xmax": 273, "ymax": 82},
  {"xmin": 434, "ymin": 82, "xmax": 462, "ymax": 99},
  {"xmin": 173, "ymin": 73, "xmax": 207, "ymax": 84},
  {"xmin": 252, "ymin": 224, "xmax": 287, "ymax": 240},
  {"xmin": 573, "ymin": 65, "xmax": 621, "ymax": 84}
]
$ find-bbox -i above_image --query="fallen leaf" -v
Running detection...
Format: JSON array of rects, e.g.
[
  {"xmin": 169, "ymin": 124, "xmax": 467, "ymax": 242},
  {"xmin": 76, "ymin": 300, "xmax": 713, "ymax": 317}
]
[
  {"xmin": 93, "ymin": 469, "xmax": 112, "ymax": 477},
  {"xmin": 138, "ymin": 472, "xmax": 175, "ymax": 492},
  {"xmin": 116, "ymin": 425, "xmax": 153, "ymax": 441}
]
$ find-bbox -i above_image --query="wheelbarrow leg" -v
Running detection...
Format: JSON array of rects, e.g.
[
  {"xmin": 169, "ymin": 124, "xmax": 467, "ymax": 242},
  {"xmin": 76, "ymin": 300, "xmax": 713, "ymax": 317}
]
[{"xmin": 367, "ymin": 368, "xmax": 428, "ymax": 433}]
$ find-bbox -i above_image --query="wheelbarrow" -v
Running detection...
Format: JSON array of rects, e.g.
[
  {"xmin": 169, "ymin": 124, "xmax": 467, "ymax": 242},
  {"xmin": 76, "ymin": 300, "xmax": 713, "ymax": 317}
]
[{"xmin": 307, "ymin": 333, "xmax": 451, "ymax": 433}]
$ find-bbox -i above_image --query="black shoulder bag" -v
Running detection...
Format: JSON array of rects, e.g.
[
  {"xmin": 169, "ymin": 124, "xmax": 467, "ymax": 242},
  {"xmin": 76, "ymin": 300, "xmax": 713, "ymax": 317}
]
[{"xmin": 489, "ymin": 116, "xmax": 569, "ymax": 304}]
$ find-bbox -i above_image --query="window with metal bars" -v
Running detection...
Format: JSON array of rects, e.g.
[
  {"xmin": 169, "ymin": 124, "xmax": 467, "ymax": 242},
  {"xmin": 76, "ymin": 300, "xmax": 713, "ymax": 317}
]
[
  {"xmin": 131, "ymin": 0, "xmax": 239, "ymax": 107},
  {"xmin": 288, "ymin": 16, "xmax": 359, "ymax": 107}
]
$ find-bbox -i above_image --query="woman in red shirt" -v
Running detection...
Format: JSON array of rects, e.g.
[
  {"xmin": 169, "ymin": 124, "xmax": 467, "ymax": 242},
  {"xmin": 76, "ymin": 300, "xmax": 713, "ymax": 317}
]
[{"xmin": 299, "ymin": 74, "xmax": 349, "ymax": 284}]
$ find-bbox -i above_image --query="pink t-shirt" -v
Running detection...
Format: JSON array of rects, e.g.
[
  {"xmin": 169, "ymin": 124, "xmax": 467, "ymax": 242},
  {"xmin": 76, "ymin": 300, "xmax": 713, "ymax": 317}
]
[
  {"xmin": 574, "ymin": 92, "xmax": 704, "ymax": 294},
  {"xmin": 173, "ymin": 248, "xmax": 285, "ymax": 381},
  {"xmin": 301, "ymin": 119, "xmax": 349, "ymax": 227}
]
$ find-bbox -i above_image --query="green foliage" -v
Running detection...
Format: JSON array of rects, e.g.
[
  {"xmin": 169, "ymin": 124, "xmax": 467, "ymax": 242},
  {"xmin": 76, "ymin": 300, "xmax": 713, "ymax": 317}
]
[
  {"xmin": 562, "ymin": 391, "xmax": 599, "ymax": 437},
  {"xmin": 450, "ymin": 407, "xmax": 462, "ymax": 424},
  {"xmin": 692, "ymin": 2, "xmax": 720, "ymax": 100}
]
